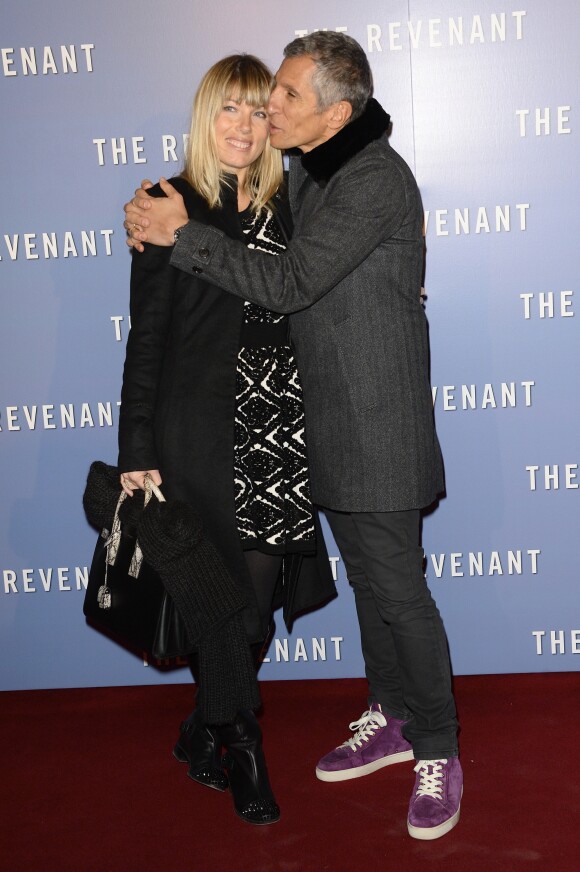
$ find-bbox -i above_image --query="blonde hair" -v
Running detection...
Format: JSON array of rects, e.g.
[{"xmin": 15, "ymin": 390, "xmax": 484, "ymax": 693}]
[{"xmin": 182, "ymin": 55, "xmax": 283, "ymax": 213}]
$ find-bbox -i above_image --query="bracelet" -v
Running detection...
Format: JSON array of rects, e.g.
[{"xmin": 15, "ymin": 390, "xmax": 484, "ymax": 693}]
[{"xmin": 173, "ymin": 224, "xmax": 187, "ymax": 245}]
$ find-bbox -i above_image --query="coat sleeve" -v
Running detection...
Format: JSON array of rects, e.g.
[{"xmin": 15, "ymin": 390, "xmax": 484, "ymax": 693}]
[
  {"xmin": 117, "ymin": 240, "xmax": 175, "ymax": 472},
  {"xmin": 169, "ymin": 151, "xmax": 409, "ymax": 314}
]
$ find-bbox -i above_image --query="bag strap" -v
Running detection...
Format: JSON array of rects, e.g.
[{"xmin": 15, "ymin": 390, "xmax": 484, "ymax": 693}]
[
  {"xmin": 98, "ymin": 476, "xmax": 165, "ymax": 610},
  {"xmin": 106, "ymin": 491, "xmax": 126, "ymax": 567},
  {"xmin": 143, "ymin": 475, "xmax": 166, "ymax": 506},
  {"xmin": 107, "ymin": 475, "xmax": 165, "ymax": 577},
  {"xmin": 129, "ymin": 474, "xmax": 165, "ymax": 578}
]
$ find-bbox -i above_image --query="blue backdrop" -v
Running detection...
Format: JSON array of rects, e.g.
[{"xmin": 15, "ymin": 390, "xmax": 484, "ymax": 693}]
[{"xmin": 1, "ymin": 0, "xmax": 578, "ymax": 690}]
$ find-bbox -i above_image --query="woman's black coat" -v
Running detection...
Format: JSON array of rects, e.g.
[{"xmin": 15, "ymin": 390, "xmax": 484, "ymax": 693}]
[{"xmin": 118, "ymin": 176, "xmax": 336, "ymax": 642}]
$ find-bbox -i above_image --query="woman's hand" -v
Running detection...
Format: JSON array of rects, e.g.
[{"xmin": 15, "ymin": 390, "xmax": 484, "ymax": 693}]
[{"xmin": 120, "ymin": 469, "xmax": 162, "ymax": 496}]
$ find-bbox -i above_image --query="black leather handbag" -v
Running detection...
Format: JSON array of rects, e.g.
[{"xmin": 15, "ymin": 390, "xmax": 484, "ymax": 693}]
[{"xmin": 83, "ymin": 476, "xmax": 190, "ymax": 660}]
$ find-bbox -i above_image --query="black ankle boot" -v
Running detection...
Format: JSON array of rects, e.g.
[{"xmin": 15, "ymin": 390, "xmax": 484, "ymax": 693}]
[
  {"xmin": 217, "ymin": 710, "xmax": 280, "ymax": 824},
  {"xmin": 173, "ymin": 709, "xmax": 228, "ymax": 792}
]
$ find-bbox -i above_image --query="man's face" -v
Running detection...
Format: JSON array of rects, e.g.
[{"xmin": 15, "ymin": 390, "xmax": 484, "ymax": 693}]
[{"xmin": 268, "ymin": 55, "xmax": 333, "ymax": 153}]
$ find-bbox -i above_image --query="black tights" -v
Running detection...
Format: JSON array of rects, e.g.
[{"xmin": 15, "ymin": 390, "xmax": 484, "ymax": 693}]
[{"xmin": 243, "ymin": 549, "xmax": 283, "ymax": 641}]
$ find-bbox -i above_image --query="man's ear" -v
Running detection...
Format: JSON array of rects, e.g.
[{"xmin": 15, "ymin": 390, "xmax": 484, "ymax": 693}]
[{"xmin": 327, "ymin": 100, "xmax": 353, "ymax": 131}]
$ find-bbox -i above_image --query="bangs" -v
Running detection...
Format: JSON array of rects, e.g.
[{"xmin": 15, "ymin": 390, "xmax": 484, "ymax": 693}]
[
  {"xmin": 225, "ymin": 84, "xmax": 270, "ymax": 108},
  {"xmin": 223, "ymin": 62, "xmax": 272, "ymax": 108},
  {"xmin": 203, "ymin": 54, "xmax": 273, "ymax": 111}
]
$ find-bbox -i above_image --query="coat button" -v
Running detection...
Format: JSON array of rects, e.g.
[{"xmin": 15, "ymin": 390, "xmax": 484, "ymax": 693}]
[
  {"xmin": 198, "ymin": 247, "xmax": 210, "ymax": 258},
  {"xmin": 192, "ymin": 266, "xmax": 202, "ymax": 273}
]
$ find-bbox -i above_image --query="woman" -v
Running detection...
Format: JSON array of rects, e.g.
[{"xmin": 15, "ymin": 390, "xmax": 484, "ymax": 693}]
[{"xmin": 117, "ymin": 55, "xmax": 335, "ymax": 825}]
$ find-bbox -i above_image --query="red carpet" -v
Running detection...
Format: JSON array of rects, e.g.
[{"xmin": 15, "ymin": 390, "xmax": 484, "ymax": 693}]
[{"xmin": 2, "ymin": 673, "xmax": 578, "ymax": 871}]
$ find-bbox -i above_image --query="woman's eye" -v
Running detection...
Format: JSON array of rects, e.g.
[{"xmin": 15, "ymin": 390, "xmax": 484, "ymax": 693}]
[{"xmin": 254, "ymin": 110, "xmax": 267, "ymax": 119}]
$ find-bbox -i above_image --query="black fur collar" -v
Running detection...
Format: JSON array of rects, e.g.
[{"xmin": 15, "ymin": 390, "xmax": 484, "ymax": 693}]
[{"xmin": 300, "ymin": 98, "xmax": 391, "ymax": 185}]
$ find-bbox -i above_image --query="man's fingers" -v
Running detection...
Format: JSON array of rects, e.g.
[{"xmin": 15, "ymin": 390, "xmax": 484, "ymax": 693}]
[
  {"xmin": 125, "ymin": 227, "xmax": 147, "ymax": 242},
  {"xmin": 129, "ymin": 188, "xmax": 152, "ymax": 209},
  {"xmin": 124, "ymin": 210, "xmax": 150, "ymax": 229},
  {"xmin": 124, "ymin": 213, "xmax": 147, "ymax": 251},
  {"xmin": 126, "ymin": 230, "xmax": 147, "ymax": 242},
  {"xmin": 123, "ymin": 183, "xmax": 155, "ymax": 253},
  {"xmin": 126, "ymin": 237, "xmax": 145, "ymax": 252},
  {"xmin": 130, "ymin": 192, "xmax": 152, "ymax": 210},
  {"xmin": 122, "ymin": 177, "xmax": 182, "ymax": 248},
  {"xmin": 159, "ymin": 176, "xmax": 176, "ymax": 197}
]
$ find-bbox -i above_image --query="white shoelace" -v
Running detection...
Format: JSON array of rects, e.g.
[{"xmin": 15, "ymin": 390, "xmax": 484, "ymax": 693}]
[
  {"xmin": 413, "ymin": 759, "xmax": 448, "ymax": 798},
  {"xmin": 340, "ymin": 708, "xmax": 387, "ymax": 751}
]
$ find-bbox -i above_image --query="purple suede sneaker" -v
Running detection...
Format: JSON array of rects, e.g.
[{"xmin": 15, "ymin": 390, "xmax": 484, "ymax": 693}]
[
  {"xmin": 407, "ymin": 757, "xmax": 463, "ymax": 840},
  {"xmin": 315, "ymin": 703, "xmax": 414, "ymax": 782}
]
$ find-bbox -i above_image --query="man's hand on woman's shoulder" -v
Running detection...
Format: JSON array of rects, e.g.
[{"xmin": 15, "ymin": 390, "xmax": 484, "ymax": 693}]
[{"xmin": 123, "ymin": 177, "xmax": 188, "ymax": 251}]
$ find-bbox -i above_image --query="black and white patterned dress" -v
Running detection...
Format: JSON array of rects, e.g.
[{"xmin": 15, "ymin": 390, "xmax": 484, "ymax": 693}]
[{"xmin": 234, "ymin": 207, "xmax": 315, "ymax": 553}]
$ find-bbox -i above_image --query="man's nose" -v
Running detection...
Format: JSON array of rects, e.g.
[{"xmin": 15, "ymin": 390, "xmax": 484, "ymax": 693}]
[{"xmin": 268, "ymin": 87, "xmax": 281, "ymax": 115}]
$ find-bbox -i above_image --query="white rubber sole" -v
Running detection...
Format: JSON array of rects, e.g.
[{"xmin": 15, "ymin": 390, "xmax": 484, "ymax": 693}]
[
  {"xmin": 316, "ymin": 749, "xmax": 415, "ymax": 782},
  {"xmin": 407, "ymin": 790, "xmax": 463, "ymax": 841}
]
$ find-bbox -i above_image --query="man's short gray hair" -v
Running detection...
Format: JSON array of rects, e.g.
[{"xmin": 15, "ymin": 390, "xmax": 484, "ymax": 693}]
[{"xmin": 283, "ymin": 32, "xmax": 373, "ymax": 121}]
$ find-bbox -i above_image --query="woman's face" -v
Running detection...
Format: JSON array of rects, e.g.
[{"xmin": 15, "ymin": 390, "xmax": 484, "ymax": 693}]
[{"xmin": 214, "ymin": 97, "xmax": 270, "ymax": 181}]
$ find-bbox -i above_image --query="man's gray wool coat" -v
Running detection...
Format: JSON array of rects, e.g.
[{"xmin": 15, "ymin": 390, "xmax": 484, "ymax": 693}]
[{"xmin": 171, "ymin": 99, "xmax": 445, "ymax": 513}]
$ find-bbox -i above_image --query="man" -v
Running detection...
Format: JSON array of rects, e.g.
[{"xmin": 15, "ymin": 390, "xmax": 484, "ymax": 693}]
[{"xmin": 124, "ymin": 32, "xmax": 462, "ymax": 840}]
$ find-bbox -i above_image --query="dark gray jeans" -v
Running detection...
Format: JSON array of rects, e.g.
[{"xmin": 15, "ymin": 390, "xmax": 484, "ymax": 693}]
[{"xmin": 324, "ymin": 508, "xmax": 458, "ymax": 759}]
